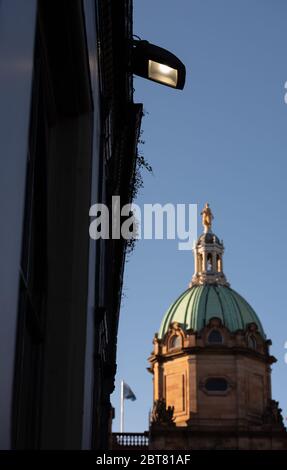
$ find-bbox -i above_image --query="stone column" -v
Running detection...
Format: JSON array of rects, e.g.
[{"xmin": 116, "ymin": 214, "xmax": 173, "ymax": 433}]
[
  {"xmin": 212, "ymin": 252, "xmax": 217, "ymax": 272},
  {"xmin": 202, "ymin": 251, "xmax": 207, "ymax": 272}
]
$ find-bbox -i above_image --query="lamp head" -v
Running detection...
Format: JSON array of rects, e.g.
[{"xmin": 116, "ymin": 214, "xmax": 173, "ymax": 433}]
[{"xmin": 132, "ymin": 40, "xmax": 186, "ymax": 90}]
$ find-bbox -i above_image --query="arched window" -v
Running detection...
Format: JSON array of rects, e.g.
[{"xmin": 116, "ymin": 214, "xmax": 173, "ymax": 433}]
[
  {"xmin": 208, "ymin": 329, "xmax": 223, "ymax": 344},
  {"xmin": 205, "ymin": 378, "xmax": 228, "ymax": 392},
  {"xmin": 247, "ymin": 335, "xmax": 257, "ymax": 350},
  {"xmin": 207, "ymin": 253, "xmax": 213, "ymax": 272},
  {"xmin": 169, "ymin": 335, "xmax": 182, "ymax": 350}
]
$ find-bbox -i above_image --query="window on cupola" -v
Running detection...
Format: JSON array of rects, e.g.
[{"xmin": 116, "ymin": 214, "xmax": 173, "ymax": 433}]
[
  {"xmin": 169, "ymin": 335, "xmax": 182, "ymax": 350},
  {"xmin": 207, "ymin": 253, "xmax": 212, "ymax": 272},
  {"xmin": 247, "ymin": 335, "xmax": 257, "ymax": 350},
  {"xmin": 205, "ymin": 378, "xmax": 228, "ymax": 392},
  {"xmin": 208, "ymin": 329, "xmax": 223, "ymax": 344}
]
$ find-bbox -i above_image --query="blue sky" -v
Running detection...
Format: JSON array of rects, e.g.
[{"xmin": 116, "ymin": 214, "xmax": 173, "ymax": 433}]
[{"xmin": 111, "ymin": 0, "xmax": 287, "ymax": 432}]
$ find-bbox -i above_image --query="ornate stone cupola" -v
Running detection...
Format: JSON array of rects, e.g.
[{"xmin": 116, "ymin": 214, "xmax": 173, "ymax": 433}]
[
  {"xmin": 148, "ymin": 205, "xmax": 287, "ymax": 450},
  {"xmin": 191, "ymin": 203, "xmax": 228, "ymax": 287}
]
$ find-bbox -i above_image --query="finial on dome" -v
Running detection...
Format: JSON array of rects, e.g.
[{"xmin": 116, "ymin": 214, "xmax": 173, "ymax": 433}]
[{"xmin": 201, "ymin": 203, "xmax": 213, "ymax": 233}]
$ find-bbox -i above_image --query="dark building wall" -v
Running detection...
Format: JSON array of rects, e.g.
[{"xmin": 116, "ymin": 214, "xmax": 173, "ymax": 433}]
[
  {"xmin": 90, "ymin": 0, "xmax": 142, "ymax": 449},
  {"xmin": 13, "ymin": 0, "xmax": 95, "ymax": 449},
  {"xmin": 8, "ymin": 0, "xmax": 141, "ymax": 450},
  {"xmin": 81, "ymin": 0, "xmax": 102, "ymax": 449},
  {"xmin": 0, "ymin": 0, "xmax": 37, "ymax": 449}
]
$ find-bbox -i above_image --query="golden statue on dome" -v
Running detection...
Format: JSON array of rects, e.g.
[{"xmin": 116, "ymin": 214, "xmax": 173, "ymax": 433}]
[{"xmin": 201, "ymin": 203, "xmax": 213, "ymax": 232}]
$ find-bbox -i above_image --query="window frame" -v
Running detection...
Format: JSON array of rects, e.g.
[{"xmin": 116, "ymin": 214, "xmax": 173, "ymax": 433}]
[
  {"xmin": 247, "ymin": 335, "xmax": 257, "ymax": 350},
  {"xmin": 168, "ymin": 334, "xmax": 182, "ymax": 350},
  {"xmin": 207, "ymin": 329, "xmax": 223, "ymax": 345},
  {"xmin": 200, "ymin": 376, "xmax": 232, "ymax": 396}
]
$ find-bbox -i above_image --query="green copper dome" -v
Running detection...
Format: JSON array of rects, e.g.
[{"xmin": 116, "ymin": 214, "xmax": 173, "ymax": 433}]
[{"xmin": 158, "ymin": 284, "xmax": 265, "ymax": 339}]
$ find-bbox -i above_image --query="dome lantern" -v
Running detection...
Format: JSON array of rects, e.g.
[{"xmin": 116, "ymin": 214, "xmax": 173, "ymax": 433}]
[{"xmin": 191, "ymin": 203, "xmax": 228, "ymax": 287}]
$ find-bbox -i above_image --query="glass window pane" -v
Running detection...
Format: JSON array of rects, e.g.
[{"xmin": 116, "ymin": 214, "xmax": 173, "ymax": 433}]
[{"xmin": 205, "ymin": 378, "xmax": 228, "ymax": 392}]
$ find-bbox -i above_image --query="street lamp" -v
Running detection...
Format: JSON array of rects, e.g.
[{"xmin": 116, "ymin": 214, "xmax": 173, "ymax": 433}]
[{"xmin": 132, "ymin": 40, "xmax": 186, "ymax": 90}]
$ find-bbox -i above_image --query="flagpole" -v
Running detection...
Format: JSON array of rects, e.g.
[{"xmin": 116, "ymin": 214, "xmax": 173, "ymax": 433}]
[{"xmin": 120, "ymin": 380, "xmax": 124, "ymax": 433}]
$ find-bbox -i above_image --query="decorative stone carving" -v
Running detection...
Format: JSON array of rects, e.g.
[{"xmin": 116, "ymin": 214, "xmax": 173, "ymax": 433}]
[
  {"xmin": 247, "ymin": 322, "xmax": 259, "ymax": 333},
  {"xmin": 262, "ymin": 400, "xmax": 285, "ymax": 428},
  {"xmin": 201, "ymin": 202, "xmax": 214, "ymax": 233},
  {"xmin": 151, "ymin": 399, "xmax": 175, "ymax": 427}
]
